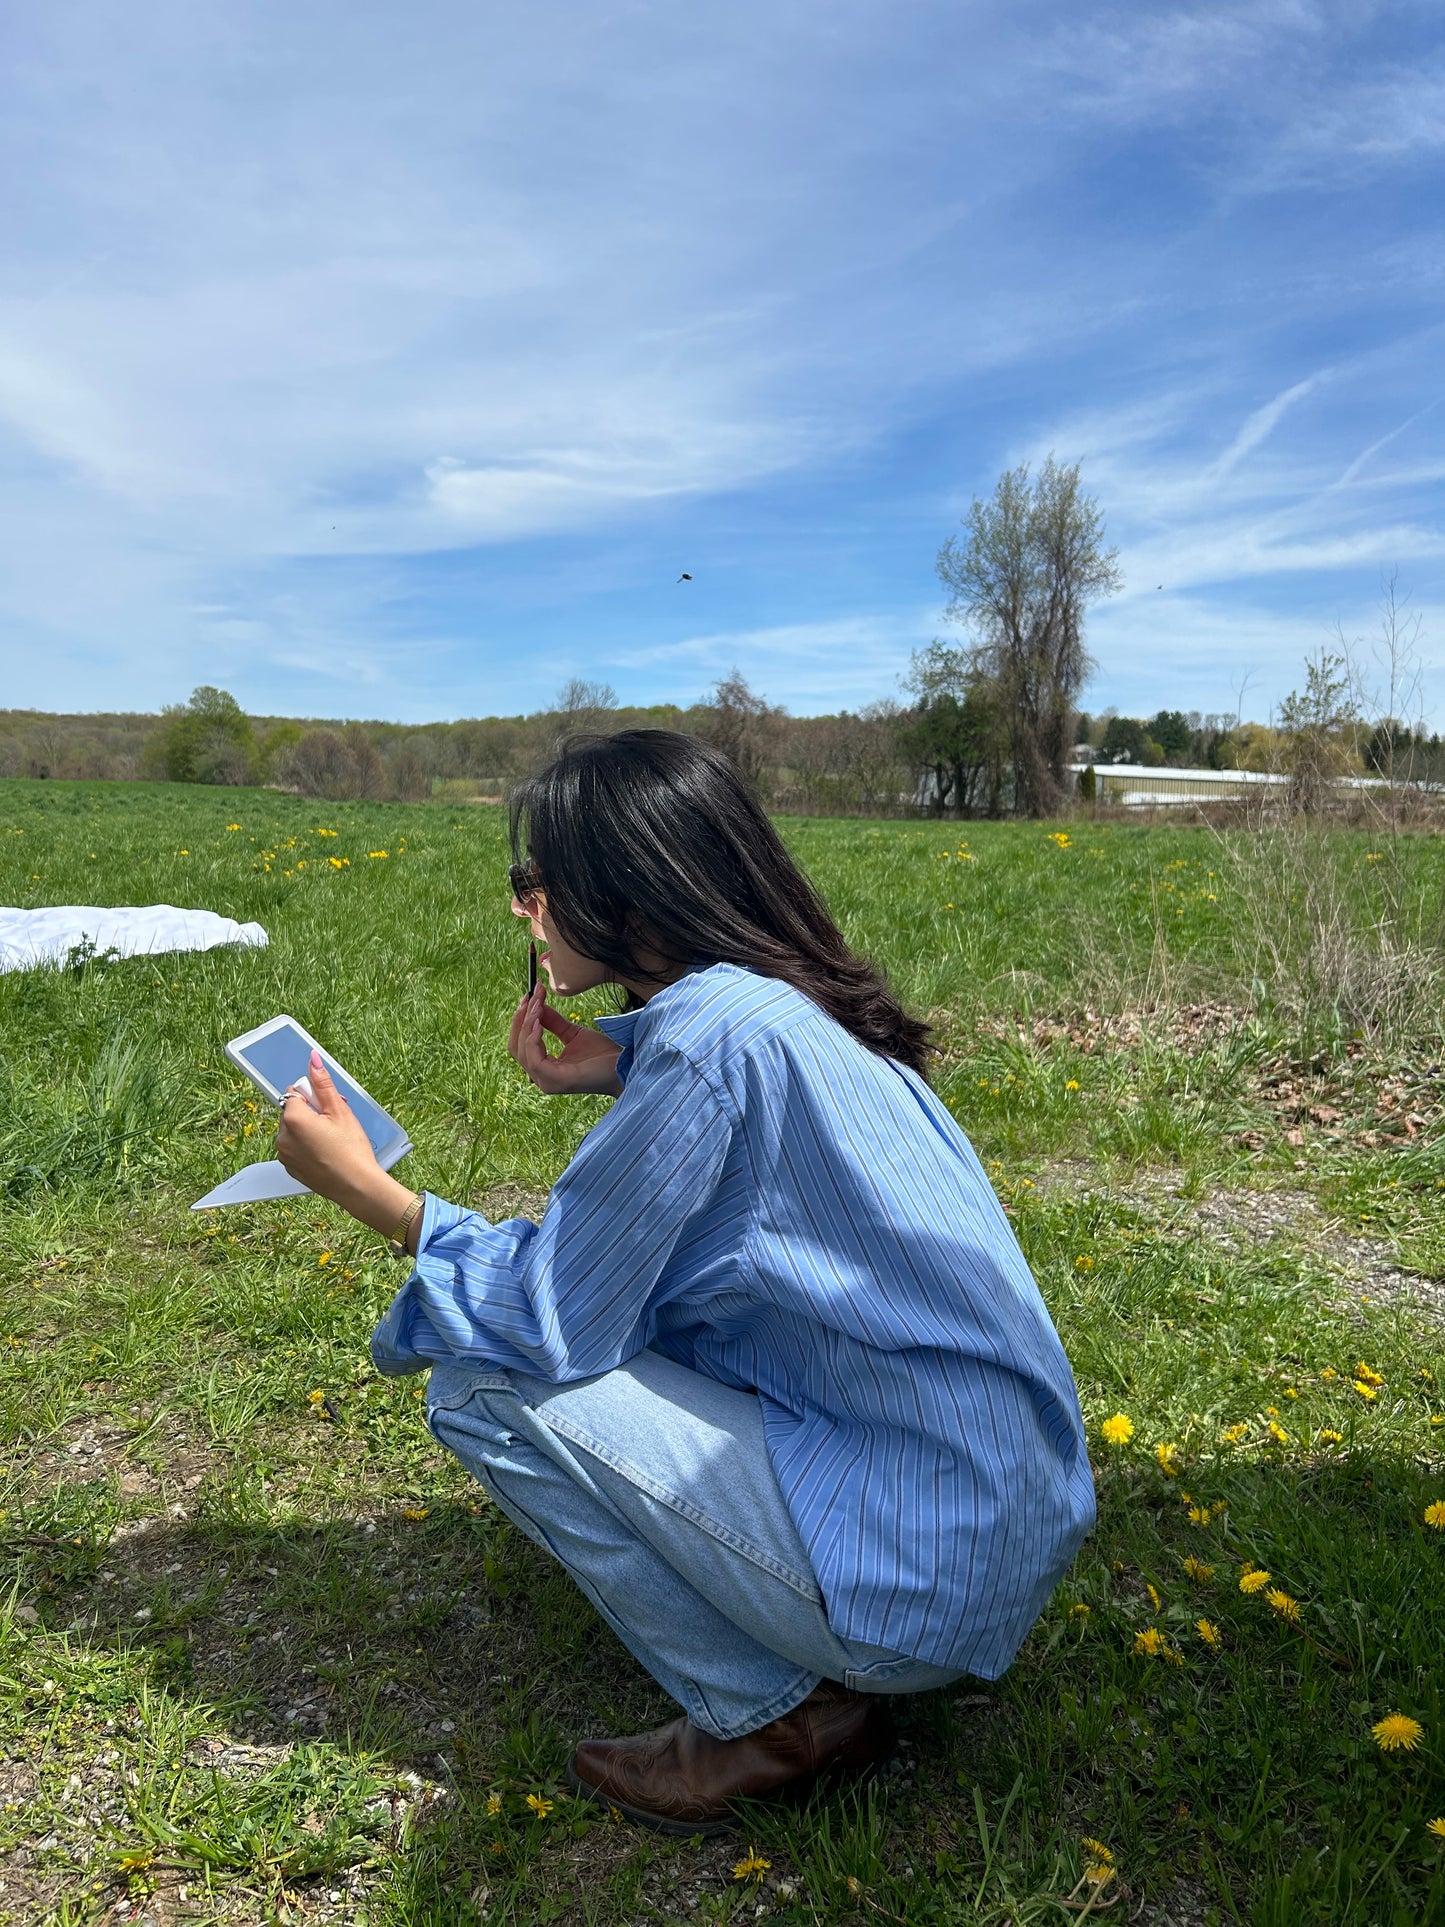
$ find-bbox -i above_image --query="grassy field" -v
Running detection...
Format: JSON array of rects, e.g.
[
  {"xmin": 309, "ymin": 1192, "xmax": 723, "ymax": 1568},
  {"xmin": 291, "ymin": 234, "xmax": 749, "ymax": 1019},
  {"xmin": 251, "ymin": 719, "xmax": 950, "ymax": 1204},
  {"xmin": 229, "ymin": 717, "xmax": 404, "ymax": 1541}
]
[{"xmin": 2, "ymin": 778, "xmax": 1445, "ymax": 1927}]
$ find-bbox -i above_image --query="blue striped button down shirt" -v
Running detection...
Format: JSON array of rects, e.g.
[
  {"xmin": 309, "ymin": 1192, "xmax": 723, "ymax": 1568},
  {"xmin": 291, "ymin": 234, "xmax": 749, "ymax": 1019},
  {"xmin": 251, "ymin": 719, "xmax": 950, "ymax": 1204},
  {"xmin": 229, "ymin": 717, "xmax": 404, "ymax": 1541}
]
[{"xmin": 371, "ymin": 963, "xmax": 1095, "ymax": 1675}]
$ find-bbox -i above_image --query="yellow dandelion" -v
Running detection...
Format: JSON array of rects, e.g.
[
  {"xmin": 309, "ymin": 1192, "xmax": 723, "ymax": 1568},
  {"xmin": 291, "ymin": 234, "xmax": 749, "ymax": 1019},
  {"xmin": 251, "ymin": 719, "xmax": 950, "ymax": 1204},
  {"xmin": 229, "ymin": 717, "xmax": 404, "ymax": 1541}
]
[
  {"xmin": 1267, "ymin": 1421, "xmax": 1289, "ymax": 1444},
  {"xmin": 1080, "ymin": 1838, "xmax": 1113, "ymax": 1865},
  {"xmin": 1188, "ymin": 1505, "xmax": 1209, "ymax": 1525},
  {"xmin": 1132, "ymin": 1626, "xmax": 1179, "ymax": 1660},
  {"xmin": 1147, "ymin": 1583, "xmax": 1163, "ymax": 1613},
  {"xmin": 1066, "ymin": 1079, "xmax": 1081, "ymax": 1092},
  {"xmin": 1318, "ymin": 1429, "xmax": 1344, "ymax": 1445},
  {"xmin": 1155, "ymin": 1442, "xmax": 1182, "ymax": 1477},
  {"xmin": 1424, "ymin": 1502, "xmax": 1445, "ymax": 1531},
  {"xmin": 1069, "ymin": 1603, "xmax": 1091, "ymax": 1618},
  {"xmin": 1355, "ymin": 1362, "xmax": 1384, "ymax": 1387},
  {"xmin": 317, "ymin": 1252, "xmax": 332, "ymax": 1266},
  {"xmin": 401, "ymin": 1506, "xmax": 429, "ymax": 1521},
  {"xmin": 526, "ymin": 1793, "xmax": 553, "ymax": 1817},
  {"xmin": 368, "ymin": 850, "xmax": 389, "ymax": 859},
  {"xmin": 1239, "ymin": 1569, "xmax": 1271, "ymax": 1594},
  {"xmin": 1320, "ymin": 1367, "xmax": 1337, "ymax": 1380},
  {"xmin": 1101, "ymin": 1413, "xmax": 1134, "ymax": 1446},
  {"xmin": 1084, "ymin": 1863, "xmax": 1115, "ymax": 1889},
  {"xmin": 1221, "ymin": 1423, "xmax": 1249, "ymax": 1445},
  {"xmin": 1266, "ymin": 1588, "xmax": 1302, "ymax": 1622},
  {"xmin": 1352, "ymin": 1381, "xmax": 1378, "ymax": 1401},
  {"xmin": 1372, "ymin": 1714, "xmax": 1424, "ymax": 1753},
  {"xmin": 1074, "ymin": 1253, "xmax": 1094, "ymax": 1270},
  {"xmin": 733, "ymin": 1849, "xmax": 771, "ymax": 1882},
  {"xmin": 307, "ymin": 1389, "xmax": 325, "ymax": 1404},
  {"xmin": 225, "ymin": 823, "xmax": 241, "ymax": 831},
  {"xmin": 1182, "ymin": 1557, "xmax": 1214, "ymax": 1583},
  {"xmin": 486, "ymin": 1792, "xmax": 502, "ymax": 1816},
  {"xmin": 1427, "ymin": 1817, "xmax": 1445, "ymax": 1840},
  {"xmin": 1196, "ymin": 1618, "xmax": 1221, "ymax": 1648},
  {"xmin": 1284, "ymin": 1387, "xmax": 1299, "ymax": 1400}
]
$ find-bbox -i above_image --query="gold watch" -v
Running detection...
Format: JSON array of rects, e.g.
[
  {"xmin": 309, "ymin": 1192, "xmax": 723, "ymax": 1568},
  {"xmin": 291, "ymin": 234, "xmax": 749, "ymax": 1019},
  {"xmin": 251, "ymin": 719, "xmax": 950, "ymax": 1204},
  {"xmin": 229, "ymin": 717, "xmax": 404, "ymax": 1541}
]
[{"xmin": 386, "ymin": 1192, "xmax": 424, "ymax": 1258}]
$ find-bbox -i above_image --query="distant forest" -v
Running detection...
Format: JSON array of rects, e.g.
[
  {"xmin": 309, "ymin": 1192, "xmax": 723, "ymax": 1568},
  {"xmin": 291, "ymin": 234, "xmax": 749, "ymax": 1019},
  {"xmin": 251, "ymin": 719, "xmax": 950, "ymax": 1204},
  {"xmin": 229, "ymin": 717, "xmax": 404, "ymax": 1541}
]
[{"xmin": 2, "ymin": 664, "xmax": 1438, "ymax": 819}]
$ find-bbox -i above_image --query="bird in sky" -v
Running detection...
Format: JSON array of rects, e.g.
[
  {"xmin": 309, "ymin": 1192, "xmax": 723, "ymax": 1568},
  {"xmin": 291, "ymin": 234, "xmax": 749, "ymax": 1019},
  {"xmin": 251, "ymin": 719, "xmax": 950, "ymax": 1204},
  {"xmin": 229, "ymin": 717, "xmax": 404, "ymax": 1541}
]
[{"xmin": 677, "ymin": 572, "xmax": 692, "ymax": 582}]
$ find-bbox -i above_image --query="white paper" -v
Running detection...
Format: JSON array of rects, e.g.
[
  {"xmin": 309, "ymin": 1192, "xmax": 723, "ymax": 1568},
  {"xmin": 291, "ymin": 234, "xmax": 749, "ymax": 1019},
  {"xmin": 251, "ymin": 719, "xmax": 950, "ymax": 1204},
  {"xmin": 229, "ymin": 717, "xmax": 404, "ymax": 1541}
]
[
  {"xmin": 191, "ymin": 1161, "xmax": 310, "ymax": 1208},
  {"xmin": 191, "ymin": 1136, "xmax": 412, "ymax": 1210}
]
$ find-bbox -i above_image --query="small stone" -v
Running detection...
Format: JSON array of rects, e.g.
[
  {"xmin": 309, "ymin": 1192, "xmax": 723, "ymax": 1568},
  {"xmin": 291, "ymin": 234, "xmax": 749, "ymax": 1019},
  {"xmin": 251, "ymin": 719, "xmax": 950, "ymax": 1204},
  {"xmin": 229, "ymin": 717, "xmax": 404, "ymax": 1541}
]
[{"xmin": 133, "ymin": 1608, "xmax": 152, "ymax": 1622}]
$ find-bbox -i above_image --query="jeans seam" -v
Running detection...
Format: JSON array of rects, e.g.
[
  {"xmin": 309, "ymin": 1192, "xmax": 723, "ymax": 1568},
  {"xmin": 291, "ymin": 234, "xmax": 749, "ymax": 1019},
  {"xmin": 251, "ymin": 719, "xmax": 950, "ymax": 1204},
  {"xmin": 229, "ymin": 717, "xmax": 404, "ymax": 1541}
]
[{"xmin": 538, "ymin": 1409, "xmax": 821, "ymax": 1603}]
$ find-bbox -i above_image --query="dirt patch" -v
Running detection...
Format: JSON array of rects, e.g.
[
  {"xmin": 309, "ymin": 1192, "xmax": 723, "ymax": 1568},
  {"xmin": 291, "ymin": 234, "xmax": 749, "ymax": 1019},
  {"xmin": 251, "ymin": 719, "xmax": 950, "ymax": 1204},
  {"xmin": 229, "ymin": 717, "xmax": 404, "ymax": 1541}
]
[{"xmin": 1034, "ymin": 1163, "xmax": 1445, "ymax": 1319}]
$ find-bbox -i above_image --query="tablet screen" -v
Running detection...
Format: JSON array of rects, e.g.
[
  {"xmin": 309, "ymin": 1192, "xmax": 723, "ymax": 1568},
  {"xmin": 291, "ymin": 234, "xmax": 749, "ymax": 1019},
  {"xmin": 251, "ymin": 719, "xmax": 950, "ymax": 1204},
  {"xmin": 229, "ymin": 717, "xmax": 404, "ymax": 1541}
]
[{"xmin": 234, "ymin": 1024, "xmax": 397, "ymax": 1155}]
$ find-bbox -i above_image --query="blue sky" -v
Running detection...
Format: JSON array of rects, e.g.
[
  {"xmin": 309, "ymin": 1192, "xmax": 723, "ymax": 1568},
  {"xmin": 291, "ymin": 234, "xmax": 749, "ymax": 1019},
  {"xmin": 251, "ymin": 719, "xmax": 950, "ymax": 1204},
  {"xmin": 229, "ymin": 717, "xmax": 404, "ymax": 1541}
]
[{"xmin": 2, "ymin": 0, "xmax": 1442, "ymax": 725}]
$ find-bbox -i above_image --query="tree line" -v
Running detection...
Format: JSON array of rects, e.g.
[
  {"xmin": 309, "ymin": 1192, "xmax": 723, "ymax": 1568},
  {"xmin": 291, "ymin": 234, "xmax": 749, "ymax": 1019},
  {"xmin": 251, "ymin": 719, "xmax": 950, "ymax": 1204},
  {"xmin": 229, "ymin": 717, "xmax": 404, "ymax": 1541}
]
[{"xmin": 2, "ymin": 461, "xmax": 1432, "ymax": 815}]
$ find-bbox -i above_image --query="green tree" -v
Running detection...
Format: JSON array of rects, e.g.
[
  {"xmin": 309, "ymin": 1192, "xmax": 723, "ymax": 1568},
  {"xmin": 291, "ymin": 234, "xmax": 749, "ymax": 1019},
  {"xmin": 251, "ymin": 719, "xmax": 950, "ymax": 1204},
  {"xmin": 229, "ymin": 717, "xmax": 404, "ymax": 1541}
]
[
  {"xmin": 1099, "ymin": 716, "xmax": 1162, "ymax": 766},
  {"xmin": 903, "ymin": 643, "xmax": 1007, "ymax": 815},
  {"xmin": 147, "ymin": 687, "xmax": 257, "ymax": 785},
  {"xmin": 1149, "ymin": 709, "xmax": 1193, "ymax": 759},
  {"xmin": 936, "ymin": 456, "xmax": 1120, "ymax": 816}
]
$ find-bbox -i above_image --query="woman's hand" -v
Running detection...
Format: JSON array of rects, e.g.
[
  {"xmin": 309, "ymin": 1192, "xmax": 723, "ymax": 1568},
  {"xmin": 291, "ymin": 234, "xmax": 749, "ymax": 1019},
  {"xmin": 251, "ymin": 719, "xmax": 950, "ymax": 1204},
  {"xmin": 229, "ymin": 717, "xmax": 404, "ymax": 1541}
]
[
  {"xmin": 275, "ymin": 1052, "xmax": 416, "ymax": 1232},
  {"xmin": 509, "ymin": 983, "xmax": 623, "ymax": 1096}
]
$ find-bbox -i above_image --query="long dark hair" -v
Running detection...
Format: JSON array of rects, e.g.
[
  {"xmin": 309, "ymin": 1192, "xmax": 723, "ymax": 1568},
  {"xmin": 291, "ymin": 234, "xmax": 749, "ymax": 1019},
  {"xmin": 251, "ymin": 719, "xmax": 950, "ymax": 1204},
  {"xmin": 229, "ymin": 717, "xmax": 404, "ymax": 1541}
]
[{"xmin": 509, "ymin": 729, "xmax": 932, "ymax": 1077}]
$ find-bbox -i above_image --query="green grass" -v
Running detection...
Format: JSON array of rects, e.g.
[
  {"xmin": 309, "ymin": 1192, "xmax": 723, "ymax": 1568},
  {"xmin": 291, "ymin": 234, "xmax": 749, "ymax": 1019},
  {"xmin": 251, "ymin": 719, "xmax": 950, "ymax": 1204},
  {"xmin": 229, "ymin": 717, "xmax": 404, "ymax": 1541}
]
[{"xmin": 2, "ymin": 779, "xmax": 1445, "ymax": 1924}]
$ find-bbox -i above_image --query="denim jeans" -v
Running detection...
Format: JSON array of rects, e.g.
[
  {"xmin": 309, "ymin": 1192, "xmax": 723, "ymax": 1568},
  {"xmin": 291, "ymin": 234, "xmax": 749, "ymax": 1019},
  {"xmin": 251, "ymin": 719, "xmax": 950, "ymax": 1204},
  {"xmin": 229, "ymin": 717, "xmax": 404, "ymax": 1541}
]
[{"xmin": 424, "ymin": 1347, "xmax": 963, "ymax": 1741}]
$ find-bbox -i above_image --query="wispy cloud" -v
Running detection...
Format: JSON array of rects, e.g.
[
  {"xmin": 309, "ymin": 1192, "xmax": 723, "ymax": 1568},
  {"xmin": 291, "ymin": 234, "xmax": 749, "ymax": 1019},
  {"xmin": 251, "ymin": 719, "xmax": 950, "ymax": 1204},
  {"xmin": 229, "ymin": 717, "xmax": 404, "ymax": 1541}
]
[{"xmin": 0, "ymin": 0, "xmax": 1440, "ymax": 722}]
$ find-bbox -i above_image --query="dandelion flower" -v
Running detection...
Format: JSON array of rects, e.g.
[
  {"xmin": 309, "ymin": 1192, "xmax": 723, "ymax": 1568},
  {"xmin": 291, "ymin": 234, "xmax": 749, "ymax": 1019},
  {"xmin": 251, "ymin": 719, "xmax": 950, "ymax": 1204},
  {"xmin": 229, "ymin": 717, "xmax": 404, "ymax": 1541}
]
[
  {"xmin": 1074, "ymin": 1253, "xmax": 1094, "ymax": 1270},
  {"xmin": 1424, "ymin": 1502, "xmax": 1445, "ymax": 1531},
  {"xmin": 1069, "ymin": 1603, "xmax": 1091, "ymax": 1619},
  {"xmin": 1155, "ymin": 1442, "xmax": 1182, "ymax": 1477},
  {"xmin": 1066, "ymin": 1079, "xmax": 1080, "ymax": 1092},
  {"xmin": 1372, "ymin": 1714, "xmax": 1424, "ymax": 1753},
  {"xmin": 1084, "ymin": 1863, "xmax": 1115, "ymax": 1888},
  {"xmin": 1318, "ymin": 1429, "xmax": 1344, "ymax": 1445},
  {"xmin": 1132, "ymin": 1627, "xmax": 1181, "ymax": 1663},
  {"xmin": 1147, "ymin": 1583, "xmax": 1163, "ymax": 1613},
  {"xmin": 1080, "ymin": 1838, "xmax": 1113, "ymax": 1865},
  {"xmin": 1182, "ymin": 1557, "xmax": 1214, "ymax": 1583},
  {"xmin": 1221, "ymin": 1423, "xmax": 1249, "ymax": 1445},
  {"xmin": 486, "ymin": 1792, "xmax": 502, "ymax": 1816},
  {"xmin": 1352, "ymin": 1381, "xmax": 1378, "ymax": 1401},
  {"xmin": 1187, "ymin": 1506, "xmax": 1210, "ymax": 1525},
  {"xmin": 1239, "ymin": 1569, "xmax": 1271, "ymax": 1594},
  {"xmin": 1266, "ymin": 1588, "xmax": 1302, "ymax": 1622},
  {"xmin": 307, "ymin": 1389, "xmax": 325, "ymax": 1405},
  {"xmin": 1355, "ymin": 1362, "xmax": 1384, "ymax": 1387},
  {"xmin": 1101, "ymin": 1414, "xmax": 1134, "ymax": 1446},
  {"xmin": 1196, "ymin": 1618, "xmax": 1221, "ymax": 1648},
  {"xmin": 526, "ymin": 1793, "xmax": 553, "ymax": 1818},
  {"xmin": 317, "ymin": 1252, "xmax": 332, "ymax": 1267},
  {"xmin": 733, "ymin": 1849, "xmax": 771, "ymax": 1881},
  {"xmin": 401, "ymin": 1506, "xmax": 429, "ymax": 1521},
  {"xmin": 1427, "ymin": 1817, "xmax": 1445, "ymax": 1840},
  {"xmin": 1267, "ymin": 1421, "xmax": 1289, "ymax": 1444}
]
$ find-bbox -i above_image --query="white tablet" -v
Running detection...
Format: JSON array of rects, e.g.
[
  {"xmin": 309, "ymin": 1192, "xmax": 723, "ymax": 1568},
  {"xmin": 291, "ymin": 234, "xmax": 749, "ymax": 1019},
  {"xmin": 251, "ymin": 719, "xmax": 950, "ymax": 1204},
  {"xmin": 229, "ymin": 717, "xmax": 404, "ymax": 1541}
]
[{"xmin": 224, "ymin": 1015, "xmax": 411, "ymax": 1168}]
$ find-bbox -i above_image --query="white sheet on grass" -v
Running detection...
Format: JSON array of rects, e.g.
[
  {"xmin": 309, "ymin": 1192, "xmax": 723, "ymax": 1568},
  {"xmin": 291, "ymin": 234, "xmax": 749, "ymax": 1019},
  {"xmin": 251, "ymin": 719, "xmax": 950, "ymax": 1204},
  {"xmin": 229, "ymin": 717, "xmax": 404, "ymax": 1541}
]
[{"xmin": 0, "ymin": 904, "xmax": 268, "ymax": 973}]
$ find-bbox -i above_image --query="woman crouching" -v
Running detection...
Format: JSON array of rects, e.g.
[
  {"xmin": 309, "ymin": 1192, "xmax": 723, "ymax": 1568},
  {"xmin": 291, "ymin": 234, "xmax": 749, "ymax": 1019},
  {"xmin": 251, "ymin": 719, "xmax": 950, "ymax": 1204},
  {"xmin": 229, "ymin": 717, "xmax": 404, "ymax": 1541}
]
[{"xmin": 276, "ymin": 729, "xmax": 1095, "ymax": 1833}]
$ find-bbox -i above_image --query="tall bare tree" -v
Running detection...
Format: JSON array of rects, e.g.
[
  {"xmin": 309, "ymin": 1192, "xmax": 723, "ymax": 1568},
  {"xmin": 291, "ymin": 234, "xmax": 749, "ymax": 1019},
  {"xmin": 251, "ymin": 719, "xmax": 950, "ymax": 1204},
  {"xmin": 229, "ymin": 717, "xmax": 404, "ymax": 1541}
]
[{"xmin": 937, "ymin": 457, "xmax": 1120, "ymax": 816}]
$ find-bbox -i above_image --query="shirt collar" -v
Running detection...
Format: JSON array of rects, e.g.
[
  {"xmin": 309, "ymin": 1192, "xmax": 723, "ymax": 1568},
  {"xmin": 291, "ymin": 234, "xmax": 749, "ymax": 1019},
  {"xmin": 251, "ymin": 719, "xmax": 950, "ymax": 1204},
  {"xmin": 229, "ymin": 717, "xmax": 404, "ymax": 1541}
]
[{"xmin": 592, "ymin": 962, "xmax": 713, "ymax": 1046}]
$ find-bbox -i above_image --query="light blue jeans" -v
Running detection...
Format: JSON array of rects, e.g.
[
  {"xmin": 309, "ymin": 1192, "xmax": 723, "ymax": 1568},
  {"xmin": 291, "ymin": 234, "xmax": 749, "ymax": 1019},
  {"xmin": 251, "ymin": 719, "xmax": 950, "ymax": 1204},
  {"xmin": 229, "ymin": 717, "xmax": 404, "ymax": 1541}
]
[{"xmin": 424, "ymin": 1347, "xmax": 962, "ymax": 1741}]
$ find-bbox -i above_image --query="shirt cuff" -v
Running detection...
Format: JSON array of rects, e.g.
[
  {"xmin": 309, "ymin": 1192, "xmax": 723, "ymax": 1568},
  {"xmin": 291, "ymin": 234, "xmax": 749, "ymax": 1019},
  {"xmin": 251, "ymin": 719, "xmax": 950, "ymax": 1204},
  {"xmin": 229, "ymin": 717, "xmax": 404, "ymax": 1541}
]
[{"xmin": 368, "ymin": 1191, "xmax": 477, "ymax": 1376}]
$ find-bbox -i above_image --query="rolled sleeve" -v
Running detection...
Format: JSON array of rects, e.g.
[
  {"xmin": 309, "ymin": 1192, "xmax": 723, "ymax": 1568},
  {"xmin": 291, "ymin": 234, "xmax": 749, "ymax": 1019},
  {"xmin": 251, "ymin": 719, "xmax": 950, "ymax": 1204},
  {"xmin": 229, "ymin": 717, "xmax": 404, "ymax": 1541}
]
[{"xmin": 369, "ymin": 1047, "xmax": 733, "ymax": 1382}]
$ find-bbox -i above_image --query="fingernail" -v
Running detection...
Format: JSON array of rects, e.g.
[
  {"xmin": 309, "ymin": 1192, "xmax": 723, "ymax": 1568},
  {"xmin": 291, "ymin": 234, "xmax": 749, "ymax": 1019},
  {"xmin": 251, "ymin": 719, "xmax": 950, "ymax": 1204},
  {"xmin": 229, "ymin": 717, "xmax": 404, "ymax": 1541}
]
[{"xmin": 310, "ymin": 1049, "xmax": 322, "ymax": 1067}]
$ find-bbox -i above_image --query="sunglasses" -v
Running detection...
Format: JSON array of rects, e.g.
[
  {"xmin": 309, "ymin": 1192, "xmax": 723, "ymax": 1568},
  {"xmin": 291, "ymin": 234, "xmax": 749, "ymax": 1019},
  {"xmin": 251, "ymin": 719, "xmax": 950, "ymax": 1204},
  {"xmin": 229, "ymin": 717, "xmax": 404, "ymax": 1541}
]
[{"xmin": 509, "ymin": 860, "xmax": 543, "ymax": 902}]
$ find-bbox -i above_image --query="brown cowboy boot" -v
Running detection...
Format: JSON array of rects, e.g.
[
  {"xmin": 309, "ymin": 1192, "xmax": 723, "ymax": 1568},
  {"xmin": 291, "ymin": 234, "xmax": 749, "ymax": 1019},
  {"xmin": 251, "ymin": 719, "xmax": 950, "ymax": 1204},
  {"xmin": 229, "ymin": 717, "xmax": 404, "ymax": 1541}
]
[{"xmin": 566, "ymin": 1681, "xmax": 895, "ymax": 1834}]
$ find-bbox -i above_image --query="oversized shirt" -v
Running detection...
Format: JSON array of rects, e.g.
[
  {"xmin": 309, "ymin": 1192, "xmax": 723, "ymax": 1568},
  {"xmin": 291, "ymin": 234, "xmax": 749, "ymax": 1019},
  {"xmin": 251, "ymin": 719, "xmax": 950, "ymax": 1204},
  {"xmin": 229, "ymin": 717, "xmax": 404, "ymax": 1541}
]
[{"xmin": 371, "ymin": 962, "xmax": 1095, "ymax": 1676}]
